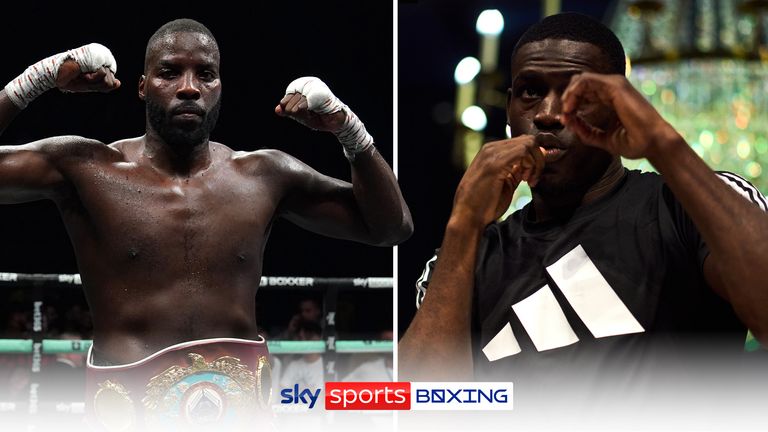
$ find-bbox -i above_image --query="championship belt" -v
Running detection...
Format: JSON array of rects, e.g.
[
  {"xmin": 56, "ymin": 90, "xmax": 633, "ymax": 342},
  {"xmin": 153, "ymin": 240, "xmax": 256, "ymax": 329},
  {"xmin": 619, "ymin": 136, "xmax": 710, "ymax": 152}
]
[{"xmin": 85, "ymin": 337, "xmax": 272, "ymax": 431}]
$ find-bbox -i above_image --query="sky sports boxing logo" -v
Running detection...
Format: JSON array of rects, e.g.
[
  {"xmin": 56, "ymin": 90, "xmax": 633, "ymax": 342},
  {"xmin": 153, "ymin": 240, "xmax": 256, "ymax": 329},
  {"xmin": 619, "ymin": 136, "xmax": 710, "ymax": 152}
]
[{"xmin": 281, "ymin": 382, "xmax": 513, "ymax": 411}]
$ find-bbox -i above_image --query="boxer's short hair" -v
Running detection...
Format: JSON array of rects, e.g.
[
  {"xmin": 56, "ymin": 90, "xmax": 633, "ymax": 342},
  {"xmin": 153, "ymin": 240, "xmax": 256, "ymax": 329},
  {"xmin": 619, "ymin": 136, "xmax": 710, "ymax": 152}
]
[
  {"xmin": 144, "ymin": 19, "xmax": 219, "ymax": 70},
  {"xmin": 513, "ymin": 12, "xmax": 625, "ymax": 75}
]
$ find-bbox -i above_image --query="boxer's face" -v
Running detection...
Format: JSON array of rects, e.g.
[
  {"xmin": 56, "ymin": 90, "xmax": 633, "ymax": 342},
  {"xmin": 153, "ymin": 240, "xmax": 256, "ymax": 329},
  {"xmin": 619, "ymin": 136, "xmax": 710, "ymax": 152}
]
[
  {"xmin": 507, "ymin": 39, "xmax": 617, "ymax": 197},
  {"xmin": 140, "ymin": 31, "xmax": 222, "ymax": 149}
]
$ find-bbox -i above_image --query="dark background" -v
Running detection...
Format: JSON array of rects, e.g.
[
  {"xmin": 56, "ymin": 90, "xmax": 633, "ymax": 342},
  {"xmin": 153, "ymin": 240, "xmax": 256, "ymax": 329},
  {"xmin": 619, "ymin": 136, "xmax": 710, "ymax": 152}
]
[
  {"xmin": 397, "ymin": 0, "xmax": 612, "ymax": 335},
  {"xmin": 0, "ymin": 2, "xmax": 393, "ymax": 338}
]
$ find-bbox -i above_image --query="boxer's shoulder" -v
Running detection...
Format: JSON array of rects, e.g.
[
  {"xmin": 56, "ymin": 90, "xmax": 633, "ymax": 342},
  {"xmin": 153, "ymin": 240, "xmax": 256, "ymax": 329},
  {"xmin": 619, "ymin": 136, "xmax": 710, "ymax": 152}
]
[
  {"xmin": 231, "ymin": 148, "xmax": 307, "ymax": 178},
  {"xmin": 208, "ymin": 141, "xmax": 235, "ymax": 159},
  {"xmin": 34, "ymin": 135, "xmax": 119, "ymax": 163}
]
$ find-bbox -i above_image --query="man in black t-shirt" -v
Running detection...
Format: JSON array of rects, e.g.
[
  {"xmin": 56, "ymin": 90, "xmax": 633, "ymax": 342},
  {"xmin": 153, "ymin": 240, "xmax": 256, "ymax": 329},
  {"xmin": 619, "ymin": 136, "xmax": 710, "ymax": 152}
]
[{"xmin": 399, "ymin": 12, "xmax": 768, "ymax": 397}]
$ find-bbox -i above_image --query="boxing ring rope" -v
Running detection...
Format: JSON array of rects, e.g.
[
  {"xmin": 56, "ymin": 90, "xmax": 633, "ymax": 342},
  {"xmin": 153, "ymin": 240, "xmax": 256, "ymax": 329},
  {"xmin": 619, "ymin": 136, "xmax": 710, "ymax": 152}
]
[
  {"xmin": 0, "ymin": 272, "xmax": 393, "ymax": 354},
  {"xmin": 0, "ymin": 272, "xmax": 393, "ymax": 288},
  {"xmin": 0, "ymin": 272, "xmax": 394, "ymax": 423},
  {"xmin": 0, "ymin": 339, "xmax": 393, "ymax": 354}
]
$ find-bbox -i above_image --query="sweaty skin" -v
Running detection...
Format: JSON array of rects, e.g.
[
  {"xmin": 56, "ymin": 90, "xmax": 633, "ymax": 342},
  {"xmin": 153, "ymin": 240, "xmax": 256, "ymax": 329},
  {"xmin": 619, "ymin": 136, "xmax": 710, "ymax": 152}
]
[{"xmin": 0, "ymin": 31, "xmax": 412, "ymax": 365}]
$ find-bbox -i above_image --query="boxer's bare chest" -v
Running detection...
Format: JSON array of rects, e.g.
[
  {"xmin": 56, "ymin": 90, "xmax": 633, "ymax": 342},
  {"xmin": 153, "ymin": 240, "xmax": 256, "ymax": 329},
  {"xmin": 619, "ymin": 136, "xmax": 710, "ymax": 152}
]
[{"xmin": 58, "ymin": 154, "xmax": 281, "ymax": 267}]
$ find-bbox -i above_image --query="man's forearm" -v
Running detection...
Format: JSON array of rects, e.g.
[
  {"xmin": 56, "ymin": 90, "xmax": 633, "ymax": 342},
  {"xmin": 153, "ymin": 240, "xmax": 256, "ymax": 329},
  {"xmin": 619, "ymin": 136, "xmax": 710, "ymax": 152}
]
[
  {"xmin": 648, "ymin": 134, "xmax": 768, "ymax": 343},
  {"xmin": 399, "ymin": 218, "xmax": 483, "ymax": 381},
  {"xmin": 1, "ymin": 44, "xmax": 118, "ymax": 138},
  {"xmin": 349, "ymin": 147, "xmax": 413, "ymax": 246},
  {"xmin": 0, "ymin": 90, "xmax": 22, "ymax": 136}
]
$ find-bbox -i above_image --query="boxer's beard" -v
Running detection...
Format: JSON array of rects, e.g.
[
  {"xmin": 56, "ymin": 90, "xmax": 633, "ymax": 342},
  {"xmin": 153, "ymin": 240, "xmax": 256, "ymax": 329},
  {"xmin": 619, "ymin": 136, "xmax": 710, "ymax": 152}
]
[{"xmin": 146, "ymin": 97, "xmax": 221, "ymax": 152}]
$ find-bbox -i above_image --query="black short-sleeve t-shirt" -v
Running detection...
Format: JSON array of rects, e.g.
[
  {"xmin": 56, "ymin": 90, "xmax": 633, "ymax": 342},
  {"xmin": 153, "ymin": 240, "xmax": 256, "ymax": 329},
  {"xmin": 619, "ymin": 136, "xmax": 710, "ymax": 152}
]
[{"xmin": 415, "ymin": 169, "xmax": 764, "ymax": 387}]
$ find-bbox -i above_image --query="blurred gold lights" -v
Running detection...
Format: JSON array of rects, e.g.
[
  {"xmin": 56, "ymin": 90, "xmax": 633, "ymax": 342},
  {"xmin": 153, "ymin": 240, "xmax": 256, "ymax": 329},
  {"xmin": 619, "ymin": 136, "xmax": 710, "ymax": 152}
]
[
  {"xmin": 453, "ymin": 9, "xmax": 506, "ymax": 172},
  {"xmin": 613, "ymin": 0, "xmax": 768, "ymax": 185},
  {"xmin": 624, "ymin": 63, "xmax": 767, "ymax": 181}
]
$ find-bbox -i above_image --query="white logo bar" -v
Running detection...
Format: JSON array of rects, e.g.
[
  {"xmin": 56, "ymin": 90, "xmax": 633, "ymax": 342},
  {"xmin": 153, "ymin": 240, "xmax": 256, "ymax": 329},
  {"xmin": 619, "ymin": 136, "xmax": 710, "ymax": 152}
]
[
  {"xmin": 512, "ymin": 285, "xmax": 579, "ymax": 351},
  {"xmin": 482, "ymin": 322, "xmax": 521, "ymax": 361},
  {"xmin": 546, "ymin": 245, "xmax": 644, "ymax": 338}
]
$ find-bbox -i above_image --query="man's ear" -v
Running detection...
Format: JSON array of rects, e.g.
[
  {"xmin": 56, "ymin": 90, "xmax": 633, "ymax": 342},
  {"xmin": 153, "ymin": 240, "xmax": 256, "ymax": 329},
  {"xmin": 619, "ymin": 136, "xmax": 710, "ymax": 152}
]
[{"xmin": 138, "ymin": 75, "xmax": 146, "ymax": 100}]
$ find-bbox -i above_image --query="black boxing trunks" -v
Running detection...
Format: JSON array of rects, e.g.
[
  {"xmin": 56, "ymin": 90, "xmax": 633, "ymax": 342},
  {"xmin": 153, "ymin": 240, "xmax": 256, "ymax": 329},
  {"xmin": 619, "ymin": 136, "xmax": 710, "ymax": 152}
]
[{"xmin": 85, "ymin": 337, "xmax": 272, "ymax": 431}]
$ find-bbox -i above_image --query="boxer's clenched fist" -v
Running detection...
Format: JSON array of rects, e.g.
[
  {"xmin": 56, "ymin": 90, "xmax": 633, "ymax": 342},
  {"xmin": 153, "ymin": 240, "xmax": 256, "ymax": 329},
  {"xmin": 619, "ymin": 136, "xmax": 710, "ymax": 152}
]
[
  {"xmin": 452, "ymin": 136, "xmax": 546, "ymax": 228},
  {"xmin": 276, "ymin": 77, "xmax": 374, "ymax": 161},
  {"xmin": 275, "ymin": 77, "xmax": 346, "ymax": 133},
  {"xmin": 56, "ymin": 43, "xmax": 120, "ymax": 93},
  {"xmin": 4, "ymin": 43, "xmax": 120, "ymax": 109}
]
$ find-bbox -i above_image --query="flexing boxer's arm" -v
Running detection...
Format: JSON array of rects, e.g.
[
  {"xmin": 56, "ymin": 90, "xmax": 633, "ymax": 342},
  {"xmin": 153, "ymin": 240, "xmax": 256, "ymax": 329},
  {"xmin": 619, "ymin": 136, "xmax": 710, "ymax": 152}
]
[
  {"xmin": 562, "ymin": 72, "xmax": 768, "ymax": 346},
  {"xmin": 275, "ymin": 77, "xmax": 412, "ymax": 246},
  {"xmin": 0, "ymin": 44, "xmax": 120, "ymax": 203},
  {"xmin": 399, "ymin": 137, "xmax": 544, "ymax": 381}
]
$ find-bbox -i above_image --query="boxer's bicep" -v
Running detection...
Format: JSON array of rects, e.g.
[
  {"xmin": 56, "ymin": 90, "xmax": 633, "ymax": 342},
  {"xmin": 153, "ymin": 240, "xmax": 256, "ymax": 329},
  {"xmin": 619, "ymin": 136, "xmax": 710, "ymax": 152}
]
[
  {"xmin": 701, "ymin": 171, "xmax": 768, "ymax": 301},
  {"xmin": 0, "ymin": 146, "xmax": 64, "ymax": 203},
  {"xmin": 0, "ymin": 137, "xmax": 86, "ymax": 203},
  {"xmin": 276, "ymin": 156, "xmax": 373, "ymax": 242}
]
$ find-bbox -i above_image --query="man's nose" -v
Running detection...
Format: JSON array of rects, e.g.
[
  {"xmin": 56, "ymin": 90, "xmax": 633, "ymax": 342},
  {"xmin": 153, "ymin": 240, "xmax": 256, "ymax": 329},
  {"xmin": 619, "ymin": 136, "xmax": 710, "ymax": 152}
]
[
  {"xmin": 176, "ymin": 72, "xmax": 201, "ymax": 100},
  {"xmin": 533, "ymin": 91, "xmax": 564, "ymax": 132}
]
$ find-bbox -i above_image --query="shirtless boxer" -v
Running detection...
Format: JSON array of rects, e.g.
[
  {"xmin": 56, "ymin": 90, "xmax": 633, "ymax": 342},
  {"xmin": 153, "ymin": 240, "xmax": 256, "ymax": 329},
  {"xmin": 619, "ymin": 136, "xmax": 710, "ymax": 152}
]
[{"xmin": 0, "ymin": 19, "xmax": 411, "ymax": 427}]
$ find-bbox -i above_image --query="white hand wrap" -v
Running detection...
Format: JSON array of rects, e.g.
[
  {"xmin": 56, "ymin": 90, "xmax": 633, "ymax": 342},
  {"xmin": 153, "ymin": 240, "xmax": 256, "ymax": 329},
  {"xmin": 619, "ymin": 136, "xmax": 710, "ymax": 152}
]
[
  {"xmin": 284, "ymin": 76, "xmax": 374, "ymax": 161},
  {"xmin": 4, "ymin": 43, "xmax": 117, "ymax": 109}
]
